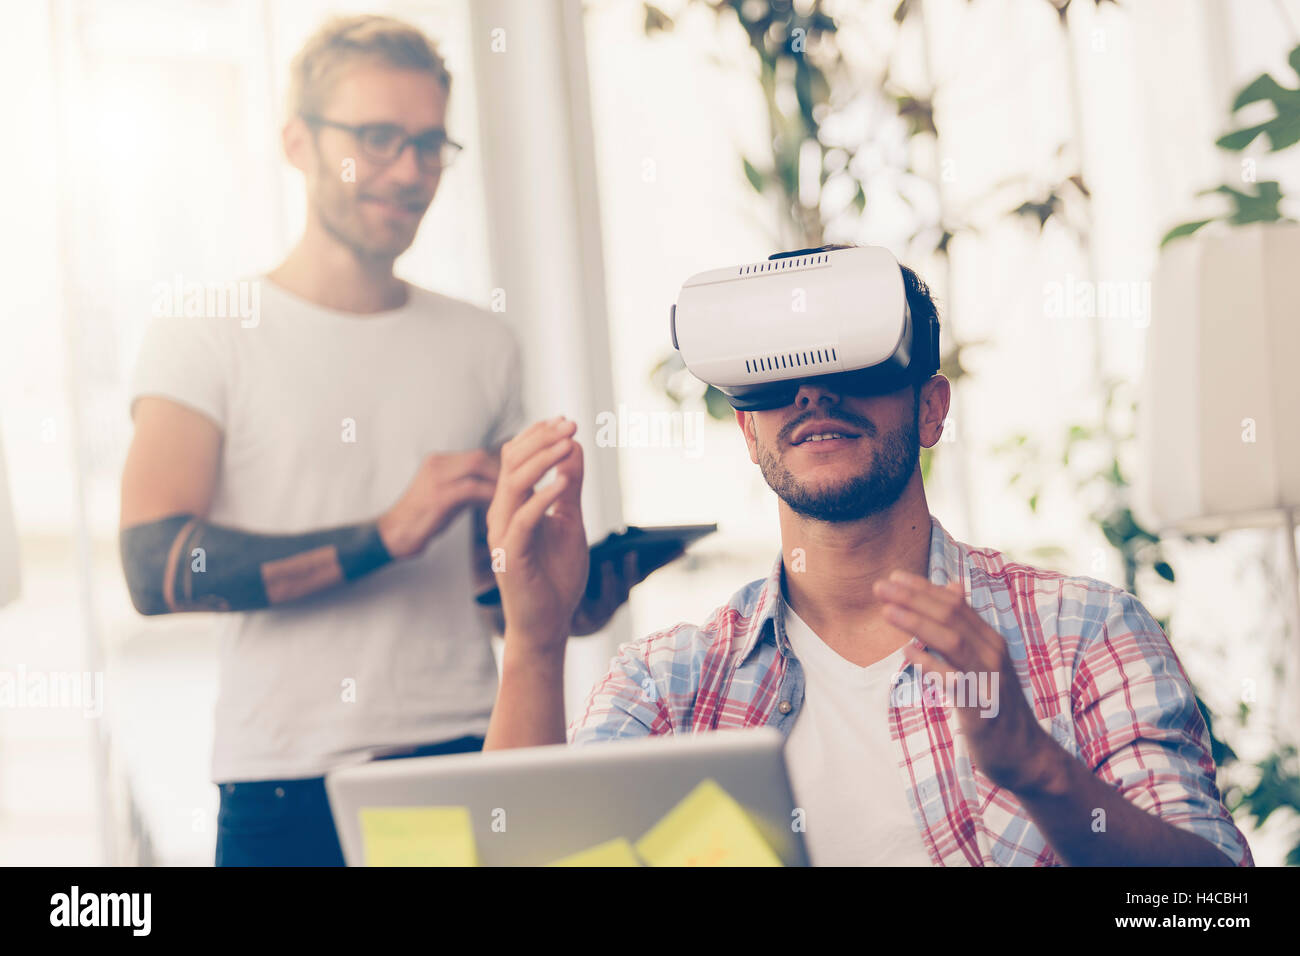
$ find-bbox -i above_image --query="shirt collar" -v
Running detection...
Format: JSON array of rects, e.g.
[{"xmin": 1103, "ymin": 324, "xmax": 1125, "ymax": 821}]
[{"xmin": 733, "ymin": 512, "xmax": 966, "ymax": 667}]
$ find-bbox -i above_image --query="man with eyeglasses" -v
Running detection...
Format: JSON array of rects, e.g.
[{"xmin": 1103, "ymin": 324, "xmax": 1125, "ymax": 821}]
[{"xmin": 118, "ymin": 14, "xmax": 639, "ymax": 866}]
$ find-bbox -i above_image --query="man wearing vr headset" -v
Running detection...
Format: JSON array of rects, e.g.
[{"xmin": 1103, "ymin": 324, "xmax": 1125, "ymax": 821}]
[{"xmin": 482, "ymin": 245, "xmax": 1252, "ymax": 867}]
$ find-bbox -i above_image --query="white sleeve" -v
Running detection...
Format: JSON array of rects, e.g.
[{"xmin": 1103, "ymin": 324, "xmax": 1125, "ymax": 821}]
[
  {"xmin": 483, "ymin": 322, "xmax": 525, "ymax": 450},
  {"xmin": 127, "ymin": 314, "xmax": 234, "ymax": 429}
]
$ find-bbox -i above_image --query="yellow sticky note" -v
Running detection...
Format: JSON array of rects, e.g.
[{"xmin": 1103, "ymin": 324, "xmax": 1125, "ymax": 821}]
[
  {"xmin": 358, "ymin": 806, "xmax": 477, "ymax": 866},
  {"xmin": 634, "ymin": 779, "xmax": 783, "ymax": 867},
  {"xmin": 547, "ymin": 837, "xmax": 643, "ymax": 867}
]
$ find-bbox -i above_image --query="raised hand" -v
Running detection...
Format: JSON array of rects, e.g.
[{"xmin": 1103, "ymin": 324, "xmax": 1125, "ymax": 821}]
[
  {"xmin": 873, "ymin": 571, "xmax": 1057, "ymax": 794},
  {"xmin": 485, "ymin": 417, "xmax": 589, "ymax": 648},
  {"xmin": 379, "ymin": 449, "xmax": 501, "ymax": 559}
]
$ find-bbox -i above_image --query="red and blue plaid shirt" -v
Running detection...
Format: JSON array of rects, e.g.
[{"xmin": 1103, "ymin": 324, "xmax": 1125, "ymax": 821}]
[{"xmin": 568, "ymin": 514, "xmax": 1254, "ymax": 866}]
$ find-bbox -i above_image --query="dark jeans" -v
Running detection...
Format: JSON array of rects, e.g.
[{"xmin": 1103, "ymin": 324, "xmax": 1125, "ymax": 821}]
[{"xmin": 214, "ymin": 735, "xmax": 485, "ymax": 867}]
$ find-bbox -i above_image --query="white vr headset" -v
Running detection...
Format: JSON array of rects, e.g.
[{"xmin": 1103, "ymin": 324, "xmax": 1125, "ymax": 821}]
[{"xmin": 670, "ymin": 245, "xmax": 940, "ymax": 411}]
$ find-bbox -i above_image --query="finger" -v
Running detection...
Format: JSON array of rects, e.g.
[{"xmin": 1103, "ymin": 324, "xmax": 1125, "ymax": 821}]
[
  {"xmin": 494, "ymin": 436, "xmax": 576, "ymax": 525},
  {"xmin": 502, "ymin": 474, "xmax": 570, "ymax": 551},
  {"xmin": 880, "ymin": 573, "xmax": 1000, "ymax": 657},
  {"xmin": 509, "ymin": 435, "xmax": 576, "ymax": 492},
  {"xmin": 548, "ymin": 438, "xmax": 584, "ymax": 521},
  {"xmin": 441, "ymin": 449, "xmax": 501, "ymax": 484},
  {"xmin": 501, "ymin": 418, "xmax": 564, "ymax": 458},
  {"xmin": 937, "ymin": 578, "xmax": 1000, "ymax": 651},
  {"xmin": 932, "ymin": 577, "xmax": 1003, "ymax": 655},
  {"xmin": 445, "ymin": 477, "xmax": 499, "ymax": 510},
  {"xmin": 881, "ymin": 603, "xmax": 973, "ymax": 670},
  {"xmin": 457, "ymin": 480, "xmax": 506, "ymax": 545},
  {"xmin": 873, "ymin": 571, "xmax": 967, "ymax": 626},
  {"xmin": 902, "ymin": 640, "xmax": 954, "ymax": 680},
  {"xmin": 501, "ymin": 417, "xmax": 577, "ymax": 471}
]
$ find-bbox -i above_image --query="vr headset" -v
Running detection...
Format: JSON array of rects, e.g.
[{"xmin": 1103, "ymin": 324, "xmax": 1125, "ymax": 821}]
[{"xmin": 670, "ymin": 245, "xmax": 940, "ymax": 411}]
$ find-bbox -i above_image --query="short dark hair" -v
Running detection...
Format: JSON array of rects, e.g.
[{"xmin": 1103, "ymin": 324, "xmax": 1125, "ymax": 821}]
[{"xmin": 899, "ymin": 264, "xmax": 940, "ymax": 399}]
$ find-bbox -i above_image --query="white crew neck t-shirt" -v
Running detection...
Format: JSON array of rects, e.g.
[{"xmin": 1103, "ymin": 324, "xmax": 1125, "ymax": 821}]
[
  {"xmin": 781, "ymin": 601, "xmax": 934, "ymax": 866},
  {"xmin": 128, "ymin": 278, "xmax": 524, "ymax": 783}
]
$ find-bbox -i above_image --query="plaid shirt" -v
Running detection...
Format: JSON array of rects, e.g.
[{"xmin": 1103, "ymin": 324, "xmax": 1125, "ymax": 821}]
[{"xmin": 568, "ymin": 514, "xmax": 1253, "ymax": 866}]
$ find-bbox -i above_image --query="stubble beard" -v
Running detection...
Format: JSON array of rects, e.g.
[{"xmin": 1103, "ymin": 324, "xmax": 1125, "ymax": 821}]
[{"xmin": 757, "ymin": 411, "xmax": 920, "ymax": 523}]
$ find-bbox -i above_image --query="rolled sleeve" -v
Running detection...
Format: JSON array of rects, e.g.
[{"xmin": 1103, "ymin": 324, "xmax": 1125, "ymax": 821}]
[
  {"xmin": 567, "ymin": 642, "xmax": 673, "ymax": 745},
  {"xmin": 1071, "ymin": 591, "xmax": 1253, "ymax": 866}
]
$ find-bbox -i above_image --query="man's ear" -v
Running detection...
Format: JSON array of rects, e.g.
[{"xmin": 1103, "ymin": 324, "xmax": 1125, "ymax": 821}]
[
  {"xmin": 281, "ymin": 117, "xmax": 314, "ymax": 175},
  {"xmin": 735, "ymin": 409, "xmax": 759, "ymax": 464},
  {"xmin": 918, "ymin": 375, "xmax": 952, "ymax": 449}
]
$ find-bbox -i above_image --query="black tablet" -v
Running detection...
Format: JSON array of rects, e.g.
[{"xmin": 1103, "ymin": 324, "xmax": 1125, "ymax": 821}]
[{"xmin": 473, "ymin": 523, "xmax": 717, "ymax": 606}]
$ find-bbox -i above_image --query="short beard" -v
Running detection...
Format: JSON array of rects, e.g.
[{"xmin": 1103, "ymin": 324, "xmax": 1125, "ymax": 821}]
[
  {"xmin": 310, "ymin": 140, "xmax": 417, "ymax": 261},
  {"xmin": 757, "ymin": 402, "xmax": 920, "ymax": 523}
]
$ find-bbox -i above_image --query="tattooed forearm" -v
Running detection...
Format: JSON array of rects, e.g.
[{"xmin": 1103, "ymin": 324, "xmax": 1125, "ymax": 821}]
[{"xmin": 120, "ymin": 514, "xmax": 392, "ymax": 614}]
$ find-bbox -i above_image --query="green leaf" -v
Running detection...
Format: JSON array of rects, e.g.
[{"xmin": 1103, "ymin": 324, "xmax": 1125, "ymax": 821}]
[
  {"xmin": 742, "ymin": 157, "xmax": 766, "ymax": 194},
  {"xmin": 1159, "ymin": 218, "xmax": 1213, "ymax": 248},
  {"xmin": 1195, "ymin": 181, "xmax": 1288, "ymax": 226},
  {"xmin": 1196, "ymin": 696, "xmax": 1239, "ymax": 767},
  {"xmin": 1215, "ymin": 123, "xmax": 1272, "ymax": 152},
  {"xmin": 793, "ymin": 58, "xmax": 819, "ymax": 132},
  {"xmin": 774, "ymin": 142, "xmax": 800, "ymax": 201},
  {"xmin": 1154, "ymin": 560, "xmax": 1175, "ymax": 582},
  {"xmin": 1238, "ymin": 745, "xmax": 1300, "ymax": 826},
  {"xmin": 1222, "ymin": 65, "xmax": 1300, "ymax": 152}
]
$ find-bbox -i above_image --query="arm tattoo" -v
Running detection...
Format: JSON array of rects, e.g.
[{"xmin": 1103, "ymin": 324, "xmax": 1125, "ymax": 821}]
[{"xmin": 120, "ymin": 514, "xmax": 392, "ymax": 614}]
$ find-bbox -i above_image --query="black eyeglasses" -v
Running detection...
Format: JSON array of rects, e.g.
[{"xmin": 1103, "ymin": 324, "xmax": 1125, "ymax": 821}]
[{"xmin": 300, "ymin": 115, "xmax": 463, "ymax": 171}]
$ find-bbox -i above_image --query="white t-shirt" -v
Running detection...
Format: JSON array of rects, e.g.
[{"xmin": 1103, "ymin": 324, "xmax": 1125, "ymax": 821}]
[
  {"xmin": 128, "ymin": 277, "xmax": 524, "ymax": 782},
  {"xmin": 781, "ymin": 601, "xmax": 934, "ymax": 866}
]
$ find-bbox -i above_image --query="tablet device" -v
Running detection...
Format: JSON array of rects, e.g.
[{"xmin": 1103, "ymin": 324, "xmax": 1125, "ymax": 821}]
[
  {"xmin": 473, "ymin": 523, "xmax": 717, "ymax": 606},
  {"xmin": 324, "ymin": 726, "xmax": 809, "ymax": 866}
]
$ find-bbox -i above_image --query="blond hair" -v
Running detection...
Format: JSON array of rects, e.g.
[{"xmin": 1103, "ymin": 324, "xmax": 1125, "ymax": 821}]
[{"xmin": 286, "ymin": 14, "xmax": 451, "ymax": 122}]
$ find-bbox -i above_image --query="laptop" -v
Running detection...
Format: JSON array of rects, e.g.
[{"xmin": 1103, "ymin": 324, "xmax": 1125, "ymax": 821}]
[{"xmin": 325, "ymin": 727, "xmax": 810, "ymax": 866}]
